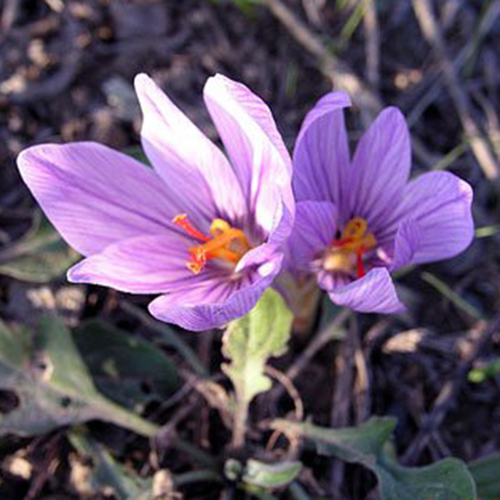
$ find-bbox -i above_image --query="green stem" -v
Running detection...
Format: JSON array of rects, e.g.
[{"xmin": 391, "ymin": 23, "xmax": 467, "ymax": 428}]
[
  {"xmin": 96, "ymin": 397, "xmax": 159, "ymax": 437},
  {"xmin": 174, "ymin": 469, "xmax": 222, "ymax": 487},
  {"xmin": 231, "ymin": 397, "xmax": 249, "ymax": 449},
  {"xmin": 173, "ymin": 439, "xmax": 217, "ymax": 468},
  {"xmin": 421, "ymin": 272, "xmax": 483, "ymax": 320}
]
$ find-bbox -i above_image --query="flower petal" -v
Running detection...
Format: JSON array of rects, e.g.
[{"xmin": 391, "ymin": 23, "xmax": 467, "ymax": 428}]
[
  {"xmin": 207, "ymin": 75, "xmax": 291, "ymax": 170},
  {"xmin": 134, "ymin": 73, "xmax": 247, "ymax": 226},
  {"xmin": 288, "ymin": 201, "xmax": 338, "ymax": 270},
  {"xmin": 390, "ymin": 219, "xmax": 423, "ymax": 270},
  {"xmin": 17, "ymin": 142, "xmax": 175, "ymax": 256},
  {"xmin": 328, "ymin": 267, "xmax": 404, "ymax": 314},
  {"xmin": 148, "ymin": 254, "xmax": 283, "ymax": 331},
  {"xmin": 348, "ymin": 107, "xmax": 411, "ymax": 232},
  {"xmin": 293, "ymin": 92, "xmax": 351, "ymax": 218},
  {"xmin": 389, "ymin": 171, "xmax": 474, "ymax": 266},
  {"xmin": 67, "ymin": 232, "xmax": 210, "ymax": 293},
  {"xmin": 203, "ymin": 74, "xmax": 293, "ymax": 235}
]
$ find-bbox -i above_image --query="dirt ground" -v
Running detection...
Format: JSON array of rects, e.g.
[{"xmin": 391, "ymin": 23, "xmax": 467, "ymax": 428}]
[{"xmin": 1, "ymin": 0, "xmax": 500, "ymax": 499}]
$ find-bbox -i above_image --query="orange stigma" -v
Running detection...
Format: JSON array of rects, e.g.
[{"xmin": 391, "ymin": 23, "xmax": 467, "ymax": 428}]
[
  {"xmin": 323, "ymin": 217, "xmax": 376, "ymax": 278},
  {"xmin": 173, "ymin": 215, "xmax": 251, "ymax": 274}
]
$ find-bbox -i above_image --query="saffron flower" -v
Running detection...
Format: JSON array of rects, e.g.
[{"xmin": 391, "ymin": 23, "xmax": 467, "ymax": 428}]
[
  {"xmin": 288, "ymin": 92, "xmax": 474, "ymax": 313},
  {"xmin": 17, "ymin": 74, "xmax": 293, "ymax": 331}
]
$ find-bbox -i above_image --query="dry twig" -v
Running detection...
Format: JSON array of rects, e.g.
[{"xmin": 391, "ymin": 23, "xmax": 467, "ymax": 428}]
[
  {"xmin": 282, "ymin": 309, "xmax": 350, "ymax": 389},
  {"xmin": 411, "ymin": 0, "xmax": 500, "ymax": 179},
  {"xmin": 262, "ymin": 0, "xmax": 439, "ymax": 168},
  {"xmin": 363, "ymin": 0, "xmax": 380, "ymax": 89},
  {"xmin": 402, "ymin": 312, "xmax": 500, "ymax": 464}
]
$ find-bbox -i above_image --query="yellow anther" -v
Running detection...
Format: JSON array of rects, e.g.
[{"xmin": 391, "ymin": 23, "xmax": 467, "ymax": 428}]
[
  {"xmin": 173, "ymin": 215, "xmax": 251, "ymax": 274},
  {"xmin": 326, "ymin": 217, "xmax": 377, "ymax": 278},
  {"xmin": 209, "ymin": 218, "xmax": 232, "ymax": 236}
]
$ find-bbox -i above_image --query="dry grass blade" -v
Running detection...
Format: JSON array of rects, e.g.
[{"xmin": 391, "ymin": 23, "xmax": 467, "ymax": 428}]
[
  {"xmin": 362, "ymin": 0, "xmax": 380, "ymax": 89},
  {"xmin": 402, "ymin": 312, "xmax": 500, "ymax": 464},
  {"xmin": 411, "ymin": 0, "xmax": 500, "ymax": 180},
  {"xmin": 262, "ymin": 0, "xmax": 439, "ymax": 169},
  {"xmin": 262, "ymin": 0, "xmax": 381, "ymax": 113}
]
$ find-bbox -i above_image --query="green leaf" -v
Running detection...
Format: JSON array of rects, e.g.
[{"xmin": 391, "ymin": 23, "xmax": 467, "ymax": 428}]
[
  {"xmin": 0, "ymin": 317, "xmax": 158, "ymax": 437},
  {"xmin": 468, "ymin": 453, "xmax": 500, "ymax": 499},
  {"xmin": 376, "ymin": 456, "xmax": 477, "ymax": 500},
  {"xmin": 222, "ymin": 289, "xmax": 293, "ymax": 404},
  {"xmin": 69, "ymin": 428, "xmax": 151, "ymax": 500},
  {"xmin": 243, "ymin": 459, "xmax": 302, "ymax": 489},
  {"xmin": 225, "ymin": 458, "xmax": 301, "ymax": 493},
  {"xmin": 121, "ymin": 301, "xmax": 207, "ymax": 377},
  {"xmin": 468, "ymin": 358, "xmax": 500, "ymax": 383},
  {"xmin": 272, "ymin": 418, "xmax": 477, "ymax": 500},
  {"xmin": 73, "ymin": 320, "xmax": 178, "ymax": 411},
  {"xmin": 0, "ymin": 212, "xmax": 79, "ymax": 283},
  {"xmin": 275, "ymin": 417, "xmax": 395, "ymax": 466},
  {"xmin": 0, "ymin": 320, "xmax": 31, "ymax": 381}
]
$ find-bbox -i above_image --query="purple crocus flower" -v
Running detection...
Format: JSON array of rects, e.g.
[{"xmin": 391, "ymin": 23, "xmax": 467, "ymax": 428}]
[
  {"xmin": 288, "ymin": 92, "xmax": 474, "ymax": 313},
  {"xmin": 17, "ymin": 74, "xmax": 294, "ymax": 331}
]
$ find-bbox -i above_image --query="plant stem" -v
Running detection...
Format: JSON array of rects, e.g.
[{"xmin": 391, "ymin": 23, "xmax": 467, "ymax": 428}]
[
  {"xmin": 231, "ymin": 397, "xmax": 249, "ymax": 449},
  {"xmin": 173, "ymin": 439, "xmax": 217, "ymax": 468},
  {"xmin": 174, "ymin": 469, "xmax": 222, "ymax": 487},
  {"xmin": 96, "ymin": 397, "xmax": 159, "ymax": 437}
]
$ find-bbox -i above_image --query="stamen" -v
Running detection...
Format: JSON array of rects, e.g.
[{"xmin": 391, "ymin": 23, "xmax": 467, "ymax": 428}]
[
  {"xmin": 174, "ymin": 214, "xmax": 251, "ymax": 274},
  {"xmin": 355, "ymin": 249, "xmax": 366, "ymax": 278},
  {"xmin": 173, "ymin": 214, "xmax": 210, "ymax": 242},
  {"xmin": 325, "ymin": 217, "xmax": 376, "ymax": 279},
  {"xmin": 209, "ymin": 218, "xmax": 232, "ymax": 236}
]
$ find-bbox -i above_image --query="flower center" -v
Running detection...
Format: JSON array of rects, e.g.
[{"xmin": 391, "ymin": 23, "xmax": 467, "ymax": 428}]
[
  {"xmin": 173, "ymin": 215, "xmax": 251, "ymax": 274},
  {"xmin": 323, "ymin": 217, "xmax": 377, "ymax": 278}
]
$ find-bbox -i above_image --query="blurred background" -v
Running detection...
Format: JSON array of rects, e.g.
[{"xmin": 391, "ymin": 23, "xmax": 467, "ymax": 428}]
[{"xmin": 1, "ymin": 0, "xmax": 500, "ymax": 499}]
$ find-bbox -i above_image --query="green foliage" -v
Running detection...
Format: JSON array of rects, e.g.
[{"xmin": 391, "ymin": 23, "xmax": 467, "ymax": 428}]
[
  {"xmin": 70, "ymin": 430, "xmax": 222, "ymax": 499},
  {"xmin": 0, "ymin": 212, "xmax": 79, "ymax": 282},
  {"xmin": 222, "ymin": 288, "xmax": 293, "ymax": 405},
  {"xmin": 121, "ymin": 301, "xmax": 207, "ymax": 377},
  {"xmin": 468, "ymin": 453, "xmax": 500, "ymax": 499},
  {"xmin": 69, "ymin": 429, "xmax": 151, "ymax": 499},
  {"xmin": 73, "ymin": 319, "xmax": 179, "ymax": 411},
  {"xmin": 243, "ymin": 459, "xmax": 302, "ymax": 489},
  {"xmin": 225, "ymin": 458, "xmax": 301, "ymax": 494},
  {"xmin": 272, "ymin": 417, "xmax": 477, "ymax": 500},
  {"xmin": 376, "ymin": 457, "xmax": 476, "ymax": 500},
  {"xmin": 0, "ymin": 316, "xmax": 158, "ymax": 437},
  {"xmin": 468, "ymin": 358, "xmax": 500, "ymax": 383}
]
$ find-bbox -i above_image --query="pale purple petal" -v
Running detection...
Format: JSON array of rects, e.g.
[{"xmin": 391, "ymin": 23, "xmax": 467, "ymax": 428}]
[
  {"xmin": 241, "ymin": 196, "xmax": 294, "ymax": 255},
  {"xmin": 148, "ymin": 253, "xmax": 283, "ymax": 331},
  {"xmin": 235, "ymin": 236, "xmax": 284, "ymax": 275},
  {"xmin": 17, "ymin": 142, "xmax": 175, "ymax": 256},
  {"xmin": 389, "ymin": 219, "xmax": 423, "ymax": 270},
  {"xmin": 203, "ymin": 74, "xmax": 293, "ymax": 236},
  {"xmin": 317, "ymin": 269, "xmax": 350, "ymax": 291},
  {"xmin": 67, "ymin": 232, "xmax": 211, "ymax": 293},
  {"xmin": 328, "ymin": 267, "xmax": 405, "ymax": 314},
  {"xmin": 388, "ymin": 171, "xmax": 474, "ymax": 266},
  {"xmin": 204, "ymin": 75, "xmax": 290, "ymax": 171},
  {"xmin": 348, "ymin": 107, "xmax": 411, "ymax": 232},
  {"xmin": 134, "ymin": 74, "xmax": 247, "ymax": 226},
  {"xmin": 288, "ymin": 201, "xmax": 338, "ymax": 270},
  {"xmin": 293, "ymin": 92, "xmax": 351, "ymax": 221}
]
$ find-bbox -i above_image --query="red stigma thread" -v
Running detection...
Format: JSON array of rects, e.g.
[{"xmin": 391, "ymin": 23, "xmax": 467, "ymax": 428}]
[{"xmin": 173, "ymin": 215, "xmax": 210, "ymax": 242}]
